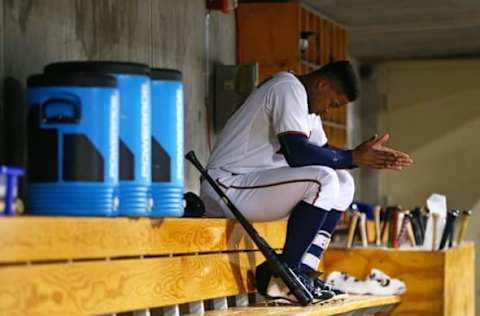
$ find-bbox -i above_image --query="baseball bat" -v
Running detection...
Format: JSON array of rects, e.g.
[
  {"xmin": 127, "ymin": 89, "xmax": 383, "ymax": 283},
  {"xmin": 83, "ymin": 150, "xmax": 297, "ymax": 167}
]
[
  {"xmin": 373, "ymin": 205, "xmax": 382, "ymax": 246},
  {"xmin": 456, "ymin": 209, "xmax": 472, "ymax": 245},
  {"xmin": 406, "ymin": 220, "xmax": 417, "ymax": 247},
  {"xmin": 448, "ymin": 210, "xmax": 460, "ymax": 248},
  {"xmin": 347, "ymin": 210, "xmax": 360, "ymax": 248},
  {"xmin": 439, "ymin": 210, "xmax": 459, "ymax": 250},
  {"xmin": 410, "ymin": 207, "xmax": 424, "ymax": 245},
  {"xmin": 431, "ymin": 213, "xmax": 440, "ymax": 250},
  {"xmin": 421, "ymin": 207, "xmax": 429, "ymax": 233},
  {"xmin": 381, "ymin": 207, "xmax": 392, "ymax": 244},
  {"xmin": 396, "ymin": 211, "xmax": 410, "ymax": 247},
  {"xmin": 389, "ymin": 207, "xmax": 400, "ymax": 248},
  {"xmin": 185, "ymin": 151, "xmax": 313, "ymax": 306},
  {"xmin": 359, "ymin": 213, "xmax": 368, "ymax": 247},
  {"xmin": 402, "ymin": 212, "xmax": 416, "ymax": 247}
]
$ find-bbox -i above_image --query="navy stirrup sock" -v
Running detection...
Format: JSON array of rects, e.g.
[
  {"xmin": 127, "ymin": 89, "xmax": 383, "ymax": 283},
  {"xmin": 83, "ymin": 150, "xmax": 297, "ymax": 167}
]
[
  {"xmin": 321, "ymin": 209, "xmax": 343, "ymax": 232},
  {"xmin": 299, "ymin": 209, "xmax": 343, "ymax": 273},
  {"xmin": 281, "ymin": 201, "xmax": 329, "ymax": 272}
]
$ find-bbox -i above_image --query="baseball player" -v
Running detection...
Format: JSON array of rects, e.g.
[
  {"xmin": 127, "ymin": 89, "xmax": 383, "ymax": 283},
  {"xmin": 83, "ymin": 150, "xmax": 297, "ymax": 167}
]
[{"xmin": 200, "ymin": 61, "xmax": 413, "ymax": 303}]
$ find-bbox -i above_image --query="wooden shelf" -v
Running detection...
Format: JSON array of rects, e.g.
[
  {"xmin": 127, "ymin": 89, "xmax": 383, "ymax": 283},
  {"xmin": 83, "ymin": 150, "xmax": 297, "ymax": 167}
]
[
  {"xmin": 237, "ymin": 1, "xmax": 349, "ymax": 148},
  {"xmin": 322, "ymin": 243, "xmax": 475, "ymax": 316}
]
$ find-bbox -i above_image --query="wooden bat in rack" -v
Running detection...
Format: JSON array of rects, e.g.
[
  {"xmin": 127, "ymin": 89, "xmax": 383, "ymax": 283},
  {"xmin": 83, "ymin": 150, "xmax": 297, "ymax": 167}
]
[
  {"xmin": 373, "ymin": 205, "xmax": 382, "ymax": 246},
  {"xmin": 456, "ymin": 209, "xmax": 472, "ymax": 245},
  {"xmin": 347, "ymin": 210, "xmax": 360, "ymax": 248}
]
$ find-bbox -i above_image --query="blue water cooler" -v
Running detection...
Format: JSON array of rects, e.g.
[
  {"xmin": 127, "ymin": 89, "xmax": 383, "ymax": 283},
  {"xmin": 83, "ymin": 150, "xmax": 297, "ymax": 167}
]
[
  {"xmin": 26, "ymin": 73, "xmax": 119, "ymax": 216},
  {"xmin": 150, "ymin": 69, "xmax": 184, "ymax": 217},
  {"xmin": 45, "ymin": 62, "xmax": 152, "ymax": 216}
]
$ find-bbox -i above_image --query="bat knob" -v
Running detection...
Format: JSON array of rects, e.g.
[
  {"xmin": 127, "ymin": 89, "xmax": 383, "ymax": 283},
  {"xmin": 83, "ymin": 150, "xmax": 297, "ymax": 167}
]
[
  {"xmin": 185, "ymin": 151, "xmax": 196, "ymax": 160},
  {"xmin": 450, "ymin": 209, "xmax": 460, "ymax": 217}
]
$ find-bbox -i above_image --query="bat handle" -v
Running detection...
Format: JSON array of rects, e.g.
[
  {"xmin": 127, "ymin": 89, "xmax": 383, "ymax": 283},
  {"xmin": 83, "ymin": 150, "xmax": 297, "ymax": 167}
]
[
  {"xmin": 373, "ymin": 206, "xmax": 381, "ymax": 246},
  {"xmin": 381, "ymin": 221, "xmax": 390, "ymax": 244},
  {"xmin": 406, "ymin": 221, "xmax": 417, "ymax": 247},
  {"xmin": 347, "ymin": 211, "xmax": 360, "ymax": 248},
  {"xmin": 456, "ymin": 211, "xmax": 471, "ymax": 244},
  {"xmin": 185, "ymin": 151, "xmax": 205, "ymax": 173},
  {"xmin": 431, "ymin": 213, "xmax": 440, "ymax": 250},
  {"xmin": 389, "ymin": 209, "xmax": 400, "ymax": 248},
  {"xmin": 360, "ymin": 213, "xmax": 368, "ymax": 247},
  {"xmin": 396, "ymin": 212, "xmax": 409, "ymax": 248},
  {"xmin": 449, "ymin": 210, "xmax": 460, "ymax": 248}
]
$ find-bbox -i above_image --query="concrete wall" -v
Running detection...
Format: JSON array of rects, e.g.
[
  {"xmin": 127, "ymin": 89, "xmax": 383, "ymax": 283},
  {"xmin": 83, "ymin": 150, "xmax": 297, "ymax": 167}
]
[
  {"xmin": 360, "ymin": 59, "xmax": 480, "ymax": 205},
  {"xmin": 346, "ymin": 56, "xmax": 363, "ymax": 200},
  {"xmin": 357, "ymin": 64, "xmax": 383, "ymax": 204},
  {"xmin": 0, "ymin": 0, "xmax": 236, "ymax": 193},
  {"xmin": 360, "ymin": 59, "xmax": 480, "ymax": 312}
]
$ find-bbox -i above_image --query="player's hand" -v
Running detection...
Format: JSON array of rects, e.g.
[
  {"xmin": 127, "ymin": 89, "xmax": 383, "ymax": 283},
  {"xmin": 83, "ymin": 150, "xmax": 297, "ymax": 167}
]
[{"xmin": 352, "ymin": 134, "xmax": 413, "ymax": 170}]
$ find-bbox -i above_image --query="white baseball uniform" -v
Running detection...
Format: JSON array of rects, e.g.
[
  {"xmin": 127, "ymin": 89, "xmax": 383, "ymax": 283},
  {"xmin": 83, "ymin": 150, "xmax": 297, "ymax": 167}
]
[{"xmin": 200, "ymin": 72, "xmax": 354, "ymax": 222}]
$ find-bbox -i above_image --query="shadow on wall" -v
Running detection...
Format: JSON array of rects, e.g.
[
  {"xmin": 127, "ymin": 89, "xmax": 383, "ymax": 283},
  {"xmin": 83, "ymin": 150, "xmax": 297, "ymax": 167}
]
[
  {"xmin": 387, "ymin": 89, "xmax": 480, "ymax": 155},
  {"xmin": 383, "ymin": 91, "xmax": 480, "ymax": 209},
  {"xmin": 2, "ymin": 77, "xmax": 27, "ymax": 199}
]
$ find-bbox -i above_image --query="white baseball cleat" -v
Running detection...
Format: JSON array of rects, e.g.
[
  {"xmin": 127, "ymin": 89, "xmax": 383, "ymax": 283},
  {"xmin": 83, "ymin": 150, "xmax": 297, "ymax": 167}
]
[
  {"xmin": 367, "ymin": 268, "xmax": 407, "ymax": 295},
  {"xmin": 325, "ymin": 271, "xmax": 371, "ymax": 295},
  {"xmin": 326, "ymin": 270, "xmax": 407, "ymax": 296}
]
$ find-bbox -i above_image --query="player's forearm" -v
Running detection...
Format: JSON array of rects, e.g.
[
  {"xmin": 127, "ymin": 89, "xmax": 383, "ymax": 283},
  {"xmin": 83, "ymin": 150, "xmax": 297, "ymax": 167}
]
[
  {"xmin": 322, "ymin": 143, "xmax": 342, "ymax": 151},
  {"xmin": 278, "ymin": 134, "xmax": 356, "ymax": 169}
]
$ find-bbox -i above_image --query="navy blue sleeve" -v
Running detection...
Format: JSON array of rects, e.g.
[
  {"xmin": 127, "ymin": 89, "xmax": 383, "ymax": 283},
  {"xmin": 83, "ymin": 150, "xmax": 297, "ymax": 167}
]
[{"xmin": 278, "ymin": 133, "xmax": 357, "ymax": 169}]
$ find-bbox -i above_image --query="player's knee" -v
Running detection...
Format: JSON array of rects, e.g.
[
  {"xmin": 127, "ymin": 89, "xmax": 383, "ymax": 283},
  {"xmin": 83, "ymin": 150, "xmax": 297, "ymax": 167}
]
[
  {"xmin": 312, "ymin": 166, "xmax": 340, "ymax": 202},
  {"xmin": 297, "ymin": 166, "xmax": 340, "ymax": 210},
  {"xmin": 337, "ymin": 170, "xmax": 355, "ymax": 197},
  {"xmin": 333, "ymin": 170, "xmax": 355, "ymax": 210}
]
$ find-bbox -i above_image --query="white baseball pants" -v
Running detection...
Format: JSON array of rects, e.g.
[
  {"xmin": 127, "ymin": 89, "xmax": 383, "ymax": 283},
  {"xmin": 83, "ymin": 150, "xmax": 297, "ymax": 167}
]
[{"xmin": 200, "ymin": 166, "xmax": 355, "ymax": 222}]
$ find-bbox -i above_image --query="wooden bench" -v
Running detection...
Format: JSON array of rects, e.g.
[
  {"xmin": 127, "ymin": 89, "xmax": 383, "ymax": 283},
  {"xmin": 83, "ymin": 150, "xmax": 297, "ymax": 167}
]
[
  {"xmin": 0, "ymin": 217, "xmax": 400, "ymax": 315},
  {"xmin": 196, "ymin": 295, "xmax": 400, "ymax": 316}
]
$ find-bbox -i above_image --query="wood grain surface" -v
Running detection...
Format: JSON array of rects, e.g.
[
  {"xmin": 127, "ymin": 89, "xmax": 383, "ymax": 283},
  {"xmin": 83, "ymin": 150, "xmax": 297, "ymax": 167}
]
[
  {"xmin": 319, "ymin": 19, "xmax": 327, "ymax": 65},
  {"xmin": 0, "ymin": 252, "xmax": 263, "ymax": 315},
  {"xmin": 444, "ymin": 243, "xmax": 475, "ymax": 316},
  {"xmin": 237, "ymin": 3, "xmax": 299, "ymax": 67},
  {"xmin": 0, "ymin": 217, "xmax": 287, "ymax": 263}
]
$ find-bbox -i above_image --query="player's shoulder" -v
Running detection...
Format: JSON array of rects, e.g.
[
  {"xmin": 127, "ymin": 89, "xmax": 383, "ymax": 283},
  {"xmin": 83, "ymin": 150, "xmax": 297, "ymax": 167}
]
[
  {"xmin": 270, "ymin": 71, "xmax": 302, "ymax": 86},
  {"xmin": 265, "ymin": 71, "xmax": 305, "ymax": 94},
  {"xmin": 254, "ymin": 72, "xmax": 306, "ymax": 107}
]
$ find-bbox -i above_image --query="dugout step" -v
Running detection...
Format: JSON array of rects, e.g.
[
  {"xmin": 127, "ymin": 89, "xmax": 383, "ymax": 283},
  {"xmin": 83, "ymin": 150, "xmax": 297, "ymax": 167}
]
[{"xmin": 194, "ymin": 295, "xmax": 400, "ymax": 315}]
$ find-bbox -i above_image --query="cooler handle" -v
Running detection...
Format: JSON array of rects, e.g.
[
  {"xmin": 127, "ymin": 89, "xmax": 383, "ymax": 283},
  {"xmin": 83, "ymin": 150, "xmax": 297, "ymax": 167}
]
[{"xmin": 41, "ymin": 97, "xmax": 81, "ymax": 124}]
